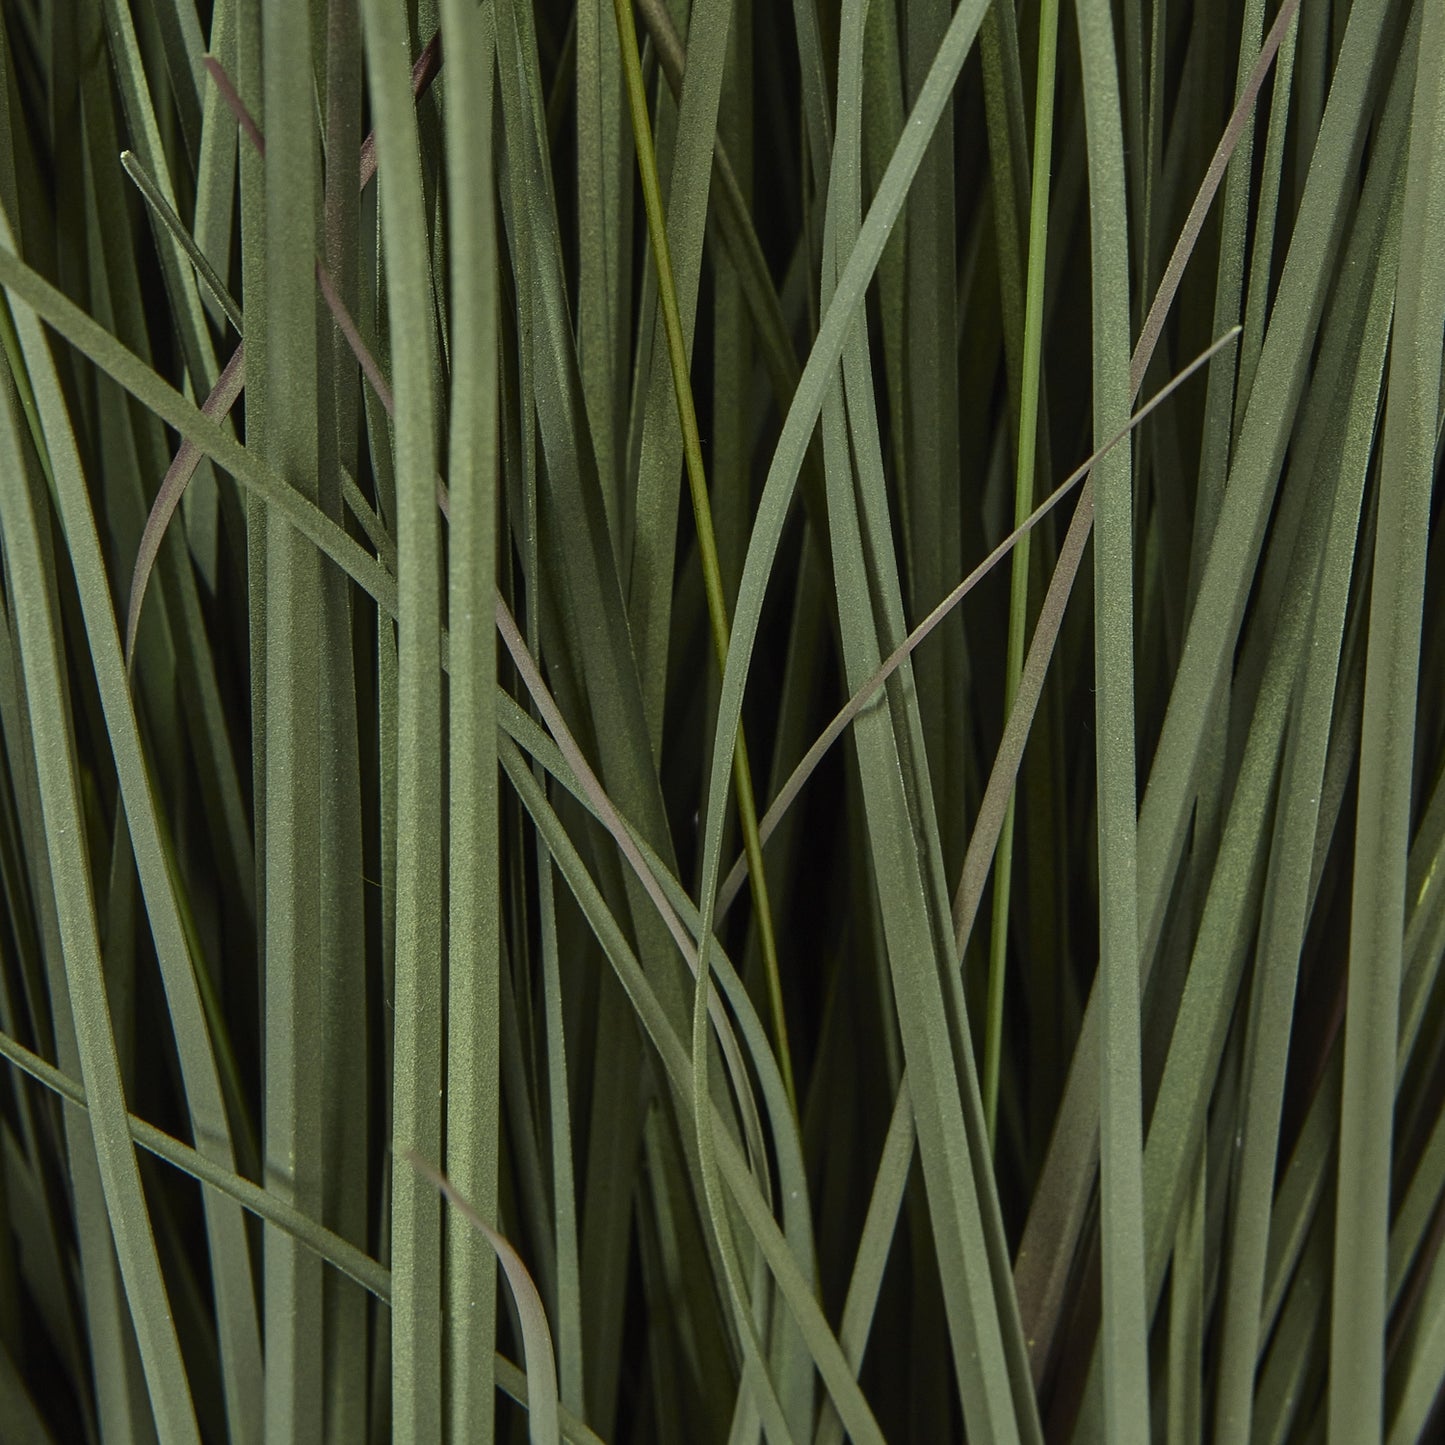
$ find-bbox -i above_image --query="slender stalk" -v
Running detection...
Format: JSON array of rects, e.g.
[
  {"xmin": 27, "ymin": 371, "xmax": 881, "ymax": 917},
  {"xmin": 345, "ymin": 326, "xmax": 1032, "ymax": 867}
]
[
  {"xmin": 984, "ymin": 0, "xmax": 1059, "ymax": 1150},
  {"xmin": 612, "ymin": 0, "xmax": 797, "ymax": 1116},
  {"xmin": 439, "ymin": 0, "xmax": 502, "ymax": 1439}
]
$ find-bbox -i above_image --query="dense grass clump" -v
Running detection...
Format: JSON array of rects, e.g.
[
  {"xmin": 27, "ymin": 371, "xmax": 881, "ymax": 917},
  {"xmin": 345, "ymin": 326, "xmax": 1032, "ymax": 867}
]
[{"xmin": 0, "ymin": 0, "xmax": 1442, "ymax": 1440}]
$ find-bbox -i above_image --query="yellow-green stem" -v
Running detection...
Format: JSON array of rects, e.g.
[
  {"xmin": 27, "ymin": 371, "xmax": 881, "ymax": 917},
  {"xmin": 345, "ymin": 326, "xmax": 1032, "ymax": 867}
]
[
  {"xmin": 612, "ymin": 0, "xmax": 797, "ymax": 1117},
  {"xmin": 985, "ymin": 0, "xmax": 1060, "ymax": 1150}
]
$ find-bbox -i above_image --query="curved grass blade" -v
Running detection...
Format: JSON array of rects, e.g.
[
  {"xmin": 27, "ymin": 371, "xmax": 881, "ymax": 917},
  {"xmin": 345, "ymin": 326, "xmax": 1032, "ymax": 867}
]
[
  {"xmin": 493, "ymin": 693, "xmax": 815, "ymax": 1281},
  {"xmin": 689, "ymin": 0, "xmax": 995, "ymax": 1270},
  {"xmin": 124, "ymin": 344, "xmax": 245, "ymax": 666},
  {"xmin": 495, "ymin": 596, "xmax": 773, "ymax": 1212},
  {"xmin": 613, "ymin": 0, "xmax": 796, "ymax": 1120},
  {"xmin": 822, "ymin": 5, "xmax": 1035, "ymax": 1433},
  {"xmin": 714, "ymin": 329, "xmax": 1238, "ymax": 919},
  {"xmin": 491, "ymin": 691, "xmax": 816, "ymax": 1254},
  {"xmin": 0, "ymin": 1029, "xmax": 602, "ymax": 1445},
  {"xmin": 498, "ymin": 743, "xmax": 885, "ymax": 1445},
  {"xmin": 0, "ymin": 243, "xmax": 397, "ymax": 613},
  {"xmin": 405, "ymin": 1150, "xmax": 561, "ymax": 1445}
]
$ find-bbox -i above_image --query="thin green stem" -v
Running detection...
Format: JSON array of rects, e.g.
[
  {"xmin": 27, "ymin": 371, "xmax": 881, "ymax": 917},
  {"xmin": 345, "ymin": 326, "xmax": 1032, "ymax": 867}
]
[
  {"xmin": 612, "ymin": 0, "xmax": 798, "ymax": 1118},
  {"xmin": 120, "ymin": 150, "xmax": 243, "ymax": 333},
  {"xmin": 984, "ymin": 0, "xmax": 1059, "ymax": 1149}
]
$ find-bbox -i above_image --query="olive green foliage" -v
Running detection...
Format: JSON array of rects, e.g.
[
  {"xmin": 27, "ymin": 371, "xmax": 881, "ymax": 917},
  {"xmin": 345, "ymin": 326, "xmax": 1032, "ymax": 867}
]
[{"xmin": 0, "ymin": 0, "xmax": 1441, "ymax": 1441}]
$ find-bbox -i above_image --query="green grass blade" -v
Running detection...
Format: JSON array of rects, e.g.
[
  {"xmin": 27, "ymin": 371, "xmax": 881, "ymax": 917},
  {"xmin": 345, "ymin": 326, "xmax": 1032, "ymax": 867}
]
[
  {"xmin": 255, "ymin": 0, "xmax": 333, "ymax": 1432},
  {"xmin": 408, "ymin": 1151, "xmax": 561, "ymax": 1445},
  {"xmin": 614, "ymin": 0, "xmax": 796, "ymax": 1121},
  {"xmin": 1185, "ymin": 0, "xmax": 1268, "ymax": 593},
  {"xmin": 821, "ymin": 6, "xmax": 1041, "ymax": 1436},
  {"xmin": 123, "ymin": 346, "xmax": 243, "ymax": 661},
  {"xmin": 1, "ymin": 0, "xmax": 1437, "ymax": 1435},
  {"xmin": 439, "ymin": 0, "xmax": 503, "ymax": 1437},
  {"xmin": 1165, "ymin": 1147, "xmax": 1205, "ymax": 1445},
  {"xmin": 1331, "ymin": 4, "xmax": 1445, "ymax": 1436},
  {"xmin": 118, "ymin": 149, "xmax": 241, "ymax": 333},
  {"xmin": 192, "ymin": 0, "xmax": 237, "ymax": 326},
  {"xmin": 899, "ymin": 0, "xmax": 966, "ymax": 880},
  {"xmin": 985, "ymin": 0, "xmax": 1059, "ymax": 1148},
  {"xmin": 1072, "ymin": 0, "xmax": 1149, "ymax": 1436},
  {"xmin": 1212, "ymin": 154, "xmax": 1399, "ymax": 1444},
  {"xmin": 0, "ymin": 244, "xmax": 397, "ymax": 612},
  {"xmin": 1, "ymin": 229, "xmax": 265, "ymax": 1445},
  {"xmin": 356, "ymin": 2, "xmax": 445, "ymax": 1438},
  {"xmin": 98, "ymin": 0, "xmax": 221, "ymax": 399},
  {"xmin": 315, "ymin": 11, "xmax": 372, "ymax": 1438},
  {"xmin": 1387, "ymin": 1233, "xmax": 1445, "ymax": 1445},
  {"xmin": 1135, "ymin": 0, "xmax": 1395, "ymax": 993},
  {"xmin": 1232, "ymin": 9, "xmax": 1298, "ymax": 431},
  {"xmin": 625, "ymin": 0, "xmax": 737, "ymax": 740},
  {"xmin": 0, "ymin": 366, "xmax": 198, "ymax": 1444},
  {"xmin": 497, "ymin": 734, "xmax": 882, "ymax": 1445},
  {"xmin": 691, "ymin": 0, "xmax": 994, "ymax": 1101},
  {"xmin": 1009, "ymin": 0, "xmax": 1376, "ymax": 1382},
  {"xmin": 576, "ymin": 0, "xmax": 628, "ymax": 545}
]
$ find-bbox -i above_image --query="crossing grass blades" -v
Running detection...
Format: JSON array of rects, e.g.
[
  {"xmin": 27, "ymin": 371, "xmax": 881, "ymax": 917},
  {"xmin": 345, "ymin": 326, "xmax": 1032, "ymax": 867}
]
[{"xmin": 0, "ymin": 0, "xmax": 1441, "ymax": 1440}]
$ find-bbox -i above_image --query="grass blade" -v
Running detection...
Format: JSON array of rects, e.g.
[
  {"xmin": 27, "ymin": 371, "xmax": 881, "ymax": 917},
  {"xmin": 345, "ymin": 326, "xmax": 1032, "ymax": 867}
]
[
  {"xmin": 1071, "ymin": 1, "xmax": 1149, "ymax": 1435},
  {"xmin": 439, "ymin": 0, "xmax": 503, "ymax": 1438},
  {"xmin": 0, "ymin": 359, "xmax": 198, "ymax": 1444},
  {"xmin": 1331, "ymin": 4, "xmax": 1445, "ymax": 1436},
  {"xmin": 356, "ymin": 2, "xmax": 444, "ymax": 1438}
]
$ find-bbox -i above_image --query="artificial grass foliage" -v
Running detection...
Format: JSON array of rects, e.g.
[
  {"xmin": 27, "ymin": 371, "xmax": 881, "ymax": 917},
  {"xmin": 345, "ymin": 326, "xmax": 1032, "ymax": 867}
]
[{"xmin": 0, "ymin": 0, "xmax": 1442, "ymax": 1441}]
